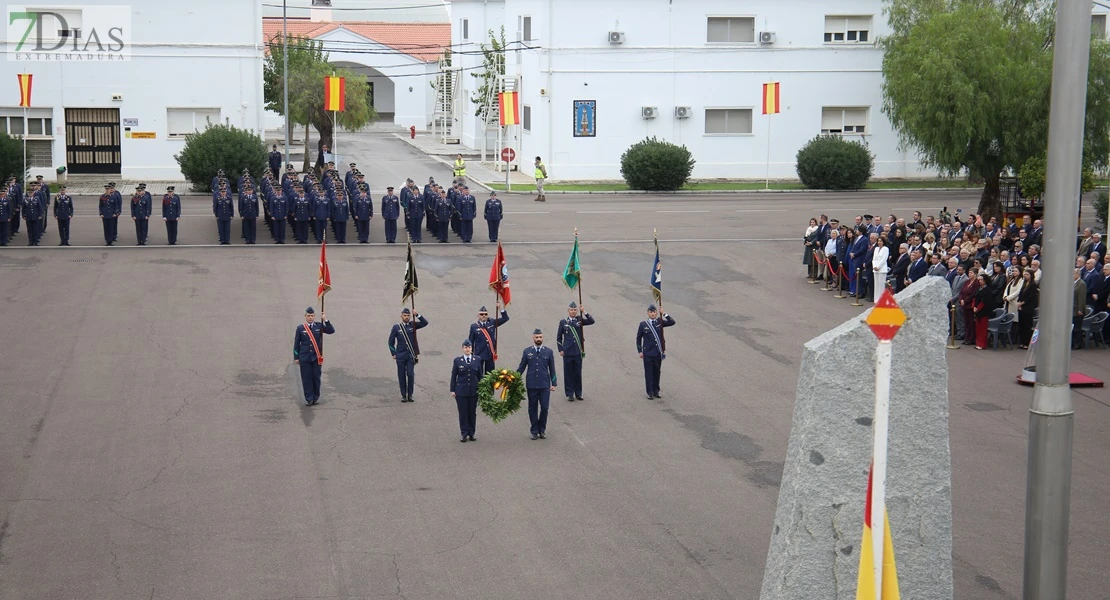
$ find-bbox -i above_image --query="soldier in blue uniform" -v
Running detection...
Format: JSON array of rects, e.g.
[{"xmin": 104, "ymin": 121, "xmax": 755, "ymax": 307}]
[
  {"xmin": 293, "ymin": 189, "xmax": 312, "ymax": 244},
  {"xmin": 9, "ymin": 178, "xmax": 22, "ymax": 236},
  {"xmin": 241, "ymin": 184, "xmax": 260, "ymax": 244},
  {"xmin": 270, "ymin": 186, "xmax": 288, "ymax": 244},
  {"xmin": 450, "ymin": 339, "xmax": 483, "ymax": 442},
  {"xmin": 211, "ymin": 169, "xmax": 227, "ymax": 195},
  {"xmin": 557, "ymin": 301, "xmax": 595, "ymax": 401},
  {"xmin": 53, "ymin": 185, "xmax": 74, "ymax": 246},
  {"xmin": 518, "ymin": 328, "xmax": 558, "ymax": 440},
  {"xmin": 130, "ymin": 185, "xmax": 152, "ymax": 245},
  {"xmin": 484, "ymin": 191, "xmax": 503, "ymax": 242},
  {"xmin": 293, "ymin": 307, "xmax": 335, "ymax": 406},
  {"xmin": 331, "ymin": 187, "xmax": 350, "ymax": 243},
  {"xmin": 434, "ymin": 188, "xmax": 453, "ymax": 243},
  {"xmin": 388, "ymin": 307, "xmax": 428, "ymax": 402},
  {"xmin": 313, "ymin": 186, "xmax": 331, "ymax": 243},
  {"xmin": 352, "ymin": 185, "xmax": 373, "ymax": 243},
  {"xmin": 163, "ymin": 186, "xmax": 181, "ymax": 245},
  {"xmin": 109, "ymin": 182, "xmax": 123, "ymax": 242},
  {"xmin": 457, "ymin": 185, "xmax": 477, "ymax": 243},
  {"xmin": 214, "ymin": 187, "xmax": 235, "ymax": 244},
  {"xmin": 469, "ymin": 304, "xmax": 509, "ymax": 374},
  {"xmin": 268, "ymin": 145, "xmax": 282, "ymax": 174},
  {"xmin": 408, "ymin": 186, "xmax": 425, "ymax": 243},
  {"xmin": 35, "ymin": 175, "xmax": 49, "ymax": 233},
  {"xmin": 99, "ymin": 184, "xmax": 115, "ymax": 245},
  {"xmin": 424, "ymin": 183, "xmax": 438, "ymax": 235},
  {"xmin": 0, "ymin": 187, "xmax": 11, "ymax": 246},
  {"xmin": 449, "ymin": 181, "xmax": 462, "ymax": 238},
  {"xmin": 22, "ymin": 183, "xmax": 44, "ymax": 245},
  {"xmin": 635, "ymin": 304, "xmax": 676, "ymax": 399},
  {"xmin": 381, "ymin": 186, "xmax": 400, "ymax": 243}
]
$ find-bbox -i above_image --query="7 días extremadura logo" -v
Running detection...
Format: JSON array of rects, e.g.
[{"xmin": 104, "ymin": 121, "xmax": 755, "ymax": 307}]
[{"xmin": 8, "ymin": 6, "xmax": 131, "ymax": 61}]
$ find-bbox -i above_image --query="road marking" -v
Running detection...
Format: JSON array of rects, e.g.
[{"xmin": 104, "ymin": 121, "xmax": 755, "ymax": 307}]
[
  {"xmin": 0, "ymin": 237, "xmax": 796, "ymax": 250},
  {"xmin": 577, "ymin": 210, "xmax": 632, "ymax": 214},
  {"xmin": 657, "ymin": 210, "xmax": 709, "ymax": 213},
  {"xmin": 506, "ymin": 211, "xmax": 550, "ymax": 214},
  {"xmin": 735, "ymin": 209, "xmax": 788, "ymax": 212}
]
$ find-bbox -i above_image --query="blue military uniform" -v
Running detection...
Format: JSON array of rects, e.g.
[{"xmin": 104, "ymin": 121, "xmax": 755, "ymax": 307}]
[
  {"xmin": 130, "ymin": 187, "xmax": 152, "ymax": 245},
  {"xmin": 109, "ymin": 184, "xmax": 123, "ymax": 244},
  {"xmin": 34, "ymin": 183, "xmax": 48, "ymax": 234},
  {"xmin": 434, "ymin": 193, "xmax": 453, "ymax": 243},
  {"xmin": 388, "ymin": 309, "xmax": 429, "ymax": 402},
  {"xmin": 556, "ymin": 302, "xmax": 595, "ymax": 401},
  {"xmin": 312, "ymin": 190, "xmax": 331, "ymax": 243},
  {"xmin": 162, "ymin": 188, "xmax": 181, "ymax": 245},
  {"xmin": 9, "ymin": 182, "xmax": 21, "ymax": 235},
  {"xmin": 635, "ymin": 305, "xmax": 676, "ymax": 399},
  {"xmin": 294, "ymin": 192, "xmax": 312, "ymax": 244},
  {"xmin": 408, "ymin": 191, "xmax": 425, "ymax": 243},
  {"xmin": 458, "ymin": 189, "xmax": 476, "ymax": 243},
  {"xmin": 99, "ymin": 186, "xmax": 116, "ymax": 245},
  {"xmin": 270, "ymin": 191, "xmax": 288, "ymax": 244},
  {"xmin": 352, "ymin": 190, "xmax": 373, "ymax": 243},
  {"xmin": 214, "ymin": 191, "xmax": 235, "ymax": 244},
  {"xmin": 331, "ymin": 190, "xmax": 350, "ymax": 243},
  {"xmin": 450, "ymin": 340, "xmax": 484, "ymax": 441},
  {"xmin": 240, "ymin": 188, "xmax": 259, "ymax": 244},
  {"xmin": 0, "ymin": 191, "xmax": 11, "ymax": 246},
  {"xmin": 468, "ymin": 306, "xmax": 509, "ymax": 374},
  {"xmin": 269, "ymin": 149, "xmax": 282, "ymax": 174},
  {"xmin": 293, "ymin": 307, "xmax": 335, "ymax": 405},
  {"xmin": 381, "ymin": 188, "xmax": 400, "ymax": 243},
  {"xmin": 484, "ymin": 193, "xmax": 503, "ymax": 242},
  {"xmin": 22, "ymin": 190, "xmax": 44, "ymax": 246},
  {"xmin": 517, "ymin": 330, "xmax": 558, "ymax": 439},
  {"xmin": 53, "ymin": 190, "xmax": 74, "ymax": 246}
]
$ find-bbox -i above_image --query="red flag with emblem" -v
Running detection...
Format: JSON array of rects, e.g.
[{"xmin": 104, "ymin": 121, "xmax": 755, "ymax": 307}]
[
  {"xmin": 488, "ymin": 241, "xmax": 511, "ymax": 306},
  {"xmin": 317, "ymin": 237, "xmax": 332, "ymax": 300}
]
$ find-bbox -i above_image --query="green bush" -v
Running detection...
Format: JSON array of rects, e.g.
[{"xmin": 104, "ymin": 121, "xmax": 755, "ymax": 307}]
[
  {"xmin": 1018, "ymin": 155, "xmax": 1096, "ymax": 199},
  {"xmin": 795, "ymin": 135, "xmax": 874, "ymax": 190},
  {"xmin": 174, "ymin": 120, "xmax": 267, "ymax": 193},
  {"xmin": 1095, "ymin": 189, "xmax": 1108, "ymax": 231},
  {"xmin": 0, "ymin": 132, "xmax": 26, "ymax": 185},
  {"xmin": 619, "ymin": 136, "xmax": 695, "ymax": 191}
]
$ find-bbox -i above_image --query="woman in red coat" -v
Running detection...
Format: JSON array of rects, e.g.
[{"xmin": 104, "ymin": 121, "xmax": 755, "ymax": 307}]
[
  {"xmin": 972, "ymin": 273, "xmax": 995, "ymax": 350},
  {"xmin": 958, "ymin": 267, "xmax": 982, "ymax": 347}
]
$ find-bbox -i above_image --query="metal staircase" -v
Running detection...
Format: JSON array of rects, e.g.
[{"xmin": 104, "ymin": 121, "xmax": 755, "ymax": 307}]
[{"xmin": 432, "ymin": 56, "xmax": 461, "ymax": 145}]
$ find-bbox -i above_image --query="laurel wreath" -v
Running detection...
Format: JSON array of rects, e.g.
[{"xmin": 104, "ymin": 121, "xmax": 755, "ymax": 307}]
[{"xmin": 478, "ymin": 368, "xmax": 525, "ymax": 423}]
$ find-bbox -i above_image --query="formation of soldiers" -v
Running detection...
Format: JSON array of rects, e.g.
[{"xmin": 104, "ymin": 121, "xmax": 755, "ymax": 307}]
[{"xmin": 0, "ymin": 175, "xmax": 69, "ymax": 246}]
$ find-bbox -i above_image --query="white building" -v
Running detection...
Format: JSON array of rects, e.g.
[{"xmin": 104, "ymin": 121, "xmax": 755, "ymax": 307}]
[
  {"xmin": 1, "ymin": 1, "xmax": 265, "ymax": 181},
  {"xmin": 447, "ymin": 0, "xmax": 1109, "ymax": 181}
]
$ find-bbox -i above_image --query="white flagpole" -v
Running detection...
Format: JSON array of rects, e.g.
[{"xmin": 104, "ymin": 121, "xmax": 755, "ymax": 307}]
[
  {"xmin": 765, "ymin": 112, "xmax": 772, "ymax": 190},
  {"xmin": 871, "ymin": 339, "xmax": 893, "ymax": 599},
  {"xmin": 333, "ymin": 110, "xmax": 337, "ymax": 165}
]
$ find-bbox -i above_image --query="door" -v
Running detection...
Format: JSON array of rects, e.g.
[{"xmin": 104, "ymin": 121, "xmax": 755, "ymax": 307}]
[{"xmin": 65, "ymin": 108, "xmax": 121, "ymax": 174}]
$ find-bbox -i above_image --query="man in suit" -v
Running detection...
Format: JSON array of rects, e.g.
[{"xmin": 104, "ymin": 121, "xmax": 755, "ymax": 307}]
[
  {"xmin": 927, "ymin": 252, "xmax": 948, "ymax": 278},
  {"xmin": 469, "ymin": 304, "xmax": 509, "ymax": 374},
  {"xmin": 293, "ymin": 307, "xmax": 335, "ymax": 406},
  {"xmin": 1096, "ymin": 263, "xmax": 1110, "ymax": 313},
  {"xmin": 948, "ymin": 262, "xmax": 968, "ymax": 339},
  {"xmin": 556, "ymin": 301, "xmax": 595, "ymax": 401},
  {"xmin": 1084, "ymin": 258, "xmax": 1104, "ymax": 308},
  {"xmin": 890, "ymin": 244, "xmax": 911, "ymax": 292},
  {"xmin": 1077, "ymin": 228, "xmax": 1095, "ymax": 258},
  {"xmin": 816, "ymin": 214, "xmax": 830, "ymax": 246},
  {"xmin": 636, "ymin": 303, "xmax": 676, "ymax": 400},
  {"xmin": 1090, "ymin": 233, "xmax": 1107, "ymax": 264},
  {"xmin": 1028, "ymin": 219, "xmax": 1044, "ymax": 247},
  {"xmin": 518, "ymin": 329, "xmax": 558, "ymax": 440},
  {"xmin": 450, "ymin": 340, "xmax": 483, "ymax": 443},
  {"xmin": 389, "ymin": 308, "xmax": 429, "ymax": 403}
]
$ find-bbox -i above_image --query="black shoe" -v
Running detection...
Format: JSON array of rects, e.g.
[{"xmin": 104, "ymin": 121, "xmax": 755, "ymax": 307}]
[
  {"xmin": 312, "ymin": 399, "xmax": 319, "ymax": 405},
  {"xmin": 576, "ymin": 396, "xmax": 584, "ymax": 401},
  {"xmin": 567, "ymin": 396, "xmax": 574, "ymax": 401},
  {"xmin": 653, "ymin": 393, "xmax": 662, "ymax": 398},
  {"xmin": 468, "ymin": 435, "xmax": 476, "ymax": 441},
  {"xmin": 407, "ymin": 395, "xmax": 414, "ymax": 403},
  {"xmin": 531, "ymin": 433, "xmax": 538, "ymax": 440},
  {"xmin": 646, "ymin": 394, "xmax": 654, "ymax": 400},
  {"xmin": 539, "ymin": 432, "xmax": 546, "ymax": 439},
  {"xmin": 460, "ymin": 436, "xmax": 468, "ymax": 443},
  {"xmin": 305, "ymin": 399, "xmax": 312, "ymax": 406}
]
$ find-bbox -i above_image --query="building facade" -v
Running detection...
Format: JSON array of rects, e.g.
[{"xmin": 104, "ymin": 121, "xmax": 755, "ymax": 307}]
[
  {"xmin": 1, "ymin": 1, "xmax": 265, "ymax": 181},
  {"xmin": 448, "ymin": 0, "xmax": 1110, "ymax": 181}
]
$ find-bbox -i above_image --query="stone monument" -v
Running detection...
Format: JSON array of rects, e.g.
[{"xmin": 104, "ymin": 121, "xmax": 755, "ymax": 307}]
[{"xmin": 760, "ymin": 277, "xmax": 953, "ymax": 599}]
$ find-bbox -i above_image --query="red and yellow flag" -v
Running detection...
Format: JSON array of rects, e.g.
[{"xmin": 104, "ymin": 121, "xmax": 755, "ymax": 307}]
[
  {"xmin": 324, "ymin": 76, "xmax": 346, "ymax": 112},
  {"xmin": 17, "ymin": 73, "xmax": 33, "ymax": 108},
  {"xmin": 499, "ymin": 91, "xmax": 519, "ymax": 126},
  {"xmin": 317, "ymin": 237, "xmax": 332, "ymax": 300},
  {"xmin": 762, "ymin": 82, "xmax": 780, "ymax": 115},
  {"xmin": 488, "ymin": 241, "xmax": 511, "ymax": 305},
  {"xmin": 857, "ymin": 465, "xmax": 900, "ymax": 600}
]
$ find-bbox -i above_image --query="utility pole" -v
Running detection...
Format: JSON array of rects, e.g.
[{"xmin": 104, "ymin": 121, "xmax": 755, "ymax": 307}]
[
  {"xmin": 283, "ymin": 0, "xmax": 291, "ymax": 166},
  {"xmin": 1023, "ymin": 1, "xmax": 1089, "ymax": 598}
]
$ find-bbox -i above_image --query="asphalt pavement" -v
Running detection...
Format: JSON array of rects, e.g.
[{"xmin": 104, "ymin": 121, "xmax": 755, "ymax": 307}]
[{"xmin": 0, "ymin": 133, "xmax": 1107, "ymax": 600}]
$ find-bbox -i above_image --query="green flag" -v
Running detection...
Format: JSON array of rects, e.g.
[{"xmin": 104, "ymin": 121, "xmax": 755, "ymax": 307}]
[{"xmin": 562, "ymin": 235, "xmax": 580, "ymax": 289}]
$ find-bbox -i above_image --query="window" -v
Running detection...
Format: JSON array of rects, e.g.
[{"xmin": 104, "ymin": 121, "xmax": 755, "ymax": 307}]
[
  {"xmin": 167, "ymin": 108, "xmax": 220, "ymax": 137},
  {"xmin": 707, "ymin": 17, "xmax": 755, "ymax": 43},
  {"xmin": 821, "ymin": 107, "xmax": 869, "ymax": 135},
  {"xmin": 461, "ymin": 18, "xmax": 469, "ymax": 41},
  {"xmin": 523, "ymin": 105, "xmax": 532, "ymax": 132},
  {"xmin": 1094, "ymin": 14, "xmax": 1106, "ymax": 39},
  {"xmin": 26, "ymin": 140, "xmax": 53, "ymax": 168},
  {"xmin": 0, "ymin": 109, "xmax": 52, "ymax": 138},
  {"xmin": 704, "ymin": 108, "xmax": 753, "ymax": 135},
  {"xmin": 34, "ymin": 8, "xmax": 82, "ymax": 43},
  {"xmin": 523, "ymin": 16, "xmax": 533, "ymax": 41},
  {"xmin": 824, "ymin": 16, "xmax": 872, "ymax": 43}
]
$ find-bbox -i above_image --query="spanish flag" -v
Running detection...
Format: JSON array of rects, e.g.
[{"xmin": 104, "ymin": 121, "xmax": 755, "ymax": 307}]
[
  {"xmin": 857, "ymin": 464, "xmax": 900, "ymax": 600},
  {"xmin": 17, "ymin": 73, "xmax": 33, "ymax": 108},
  {"xmin": 324, "ymin": 76, "xmax": 346, "ymax": 112},
  {"xmin": 499, "ymin": 91, "xmax": 519, "ymax": 126},
  {"xmin": 762, "ymin": 82, "xmax": 780, "ymax": 115}
]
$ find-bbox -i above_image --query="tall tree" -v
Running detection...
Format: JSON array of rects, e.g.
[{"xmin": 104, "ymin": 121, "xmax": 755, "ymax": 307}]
[
  {"xmin": 880, "ymin": 0, "xmax": 1110, "ymax": 219},
  {"xmin": 263, "ymin": 35, "xmax": 377, "ymax": 172},
  {"xmin": 471, "ymin": 27, "xmax": 507, "ymax": 120}
]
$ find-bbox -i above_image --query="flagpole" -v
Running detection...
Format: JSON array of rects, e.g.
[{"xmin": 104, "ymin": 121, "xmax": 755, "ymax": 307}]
[
  {"xmin": 871, "ymin": 339, "xmax": 893, "ymax": 600},
  {"xmin": 765, "ymin": 110, "xmax": 772, "ymax": 190},
  {"xmin": 576, "ymin": 229, "xmax": 584, "ymax": 351},
  {"xmin": 22, "ymin": 71, "xmax": 28, "ymax": 186},
  {"xmin": 321, "ymin": 230, "xmax": 326, "ymax": 314}
]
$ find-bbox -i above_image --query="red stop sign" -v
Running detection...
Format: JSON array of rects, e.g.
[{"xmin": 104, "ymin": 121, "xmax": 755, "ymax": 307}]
[{"xmin": 501, "ymin": 147, "xmax": 516, "ymax": 162}]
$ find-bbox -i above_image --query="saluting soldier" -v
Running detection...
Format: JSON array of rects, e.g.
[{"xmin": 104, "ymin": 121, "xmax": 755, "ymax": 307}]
[
  {"xmin": 469, "ymin": 304, "xmax": 509, "ymax": 374},
  {"xmin": 450, "ymin": 339, "xmax": 483, "ymax": 443},
  {"xmin": 131, "ymin": 184, "xmax": 152, "ymax": 245},
  {"xmin": 434, "ymin": 188, "xmax": 453, "ymax": 243},
  {"xmin": 557, "ymin": 301, "xmax": 595, "ymax": 401},
  {"xmin": 484, "ymin": 191, "xmax": 503, "ymax": 243},
  {"xmin": 458, "ymin": 185, "xmax": 477, "ymax": 243},
  {"xmin": 162, "ymin": 186, "xmax": 181, "ymax": 245},
  {"xmin": 636, "ymin": 303, "xmax": 676, "ymax": 399},
  {"xmin": 331, "ymin": 187, "xmax": 350, "ymax": 243},
  {"xmin": 352, "ymin": 185, "xmax": 373, "ymax": 243},
  {"xmin": 240, "ymin": 184, "xmax": 259, "ymax": 244},
  {"xmin": 99, "ymin": 184, "xmax": 115, "ymax": 246},
  {"xmin": 214, "ymin": 186, "xmax": 235, "ymax": 244},
  {"xmin": 53, "ymin": 185, "xmax": 74, "ymax": 246},
  {"xmin": 293, "ymin": 306, "xmax": 335, "ymax": 406},
  {"xmin": 518, "ymin": 329, "xmax": 558, "ymax": 440},
  {"xmin": 22, "ymin": 183, "xmax": 44, "ymax": 246},
  {"xmin": 388, "ymin": 307, "xmax": 428, "ymax": 403}
]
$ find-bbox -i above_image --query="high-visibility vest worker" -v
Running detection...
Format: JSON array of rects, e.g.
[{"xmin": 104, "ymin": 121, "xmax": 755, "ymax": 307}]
[{"xmin": 453, "ymin": 155, "xmax": 467, "ymax": 178}]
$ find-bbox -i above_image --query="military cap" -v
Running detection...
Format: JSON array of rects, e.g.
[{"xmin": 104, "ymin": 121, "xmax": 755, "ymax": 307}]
[
  {"xmin": 462, "ymin": 339, "xmax": 472, "ymax": 347},
  {"xmin": 401, "ymin": 308, "xmax": 411, "ymax": 315},
  {"xmin": 59, "ymin": 185, "xmax": 66, "ymax": 191},
  {"xmin": 35, "ymin": 174, "xmax": 43, "ymax": 179},
  {"xmin": 305, "ymin": 307, "xmax": 315, "ymax": 314},
  {"xmin": 349, "ymin": 162, "xmax": 356, "ymax": 167},
  {"xmin": 568, "ymin": 301, "xmax": 577, "ymax": 308},
  {"xmin": 217, "ymin": 169, "xmax": 224, "ymax": 175},
  {"xmin": 108, "ymin": 182, "xmax": 116, "ymax": 187},
  {"xmin": 533, "ymin": 328, "xmax": 543, "ymax": 335},
  {"xmin": 647, "ymin": 304, "xmax": 657, "ymax": 311},
  {"xmin": 863, "ymin": 214, "xmax": 874, "ymax": 220},
  {"xmin": 387, "ymin": 186, "xmax": 394, "ymax": 191},
  {"xmin": 489, "ymin": 191, "xmax": 497, "ymax": 197},
  {"xmin": 428, "ymin": 177, "xmax": 435, "ymax": 182},
  {"xmin": 406, "ymin": 178, "xmax": 414, "ymax": 183},
  {"xmin": 167, "ymin": 186, "xmax": 175, "ymax": 192}
]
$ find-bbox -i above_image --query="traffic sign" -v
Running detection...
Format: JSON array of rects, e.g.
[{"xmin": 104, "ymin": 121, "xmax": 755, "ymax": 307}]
[{"xmin": 501, "ymin": 147, "xmax": 516, "ymax": 162}]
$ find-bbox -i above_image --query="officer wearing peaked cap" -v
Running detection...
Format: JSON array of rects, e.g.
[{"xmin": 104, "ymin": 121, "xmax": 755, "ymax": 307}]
[
  {"xmin": 352, "ymin": 185, "xmax": 373, "ymax": 243},
  {"xmin": 381, "ymin": 186, "xmax": 400, "ymax": 243},
  {"xmin": 469, "ymin": 303, "xmax": 509, "ymax": 374},
  {"xmin": 518, "ymin": 328, "xmax": 558, "ymax": 440},
  {"xmin": 294, "ymin": 307, "xmax": 335, "ymax": 406},
  {"xmin": 163, "ymin": 186, "xmax": 181, "ymax": 245},
  {"xmin": 450, "ymin": 339, "xmax": 483, "ymax": 442},
  {"xmin": 484, "ymin": 191, "xmax": 503, "ymax": 243},
  {"xmin": 557, "ymin": 301, "xmax": 595, "ymax": 401},
  {"xmin": 131, "ymin": 184, "xmax": 152, "ymax": 245},
  {"xmin": 636, "ymin": 303, "xmax": 676, "ymax": 399},
  {"xmin": 53, "ymin": 185, "xmax": 73, "ymax": 246},
  {"xmin": 388, "ymin": 307, "xmax": 429, "ymax": 402}
]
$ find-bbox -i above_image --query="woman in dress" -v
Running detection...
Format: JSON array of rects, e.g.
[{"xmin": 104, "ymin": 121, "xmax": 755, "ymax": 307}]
[
  {"xmin": 803, "ymin": 218, "xmax": 819, "ymax": 279},
  {"xmin": 871, "ymin": 237, "xmax": 889, "ymax": 302},
  {"xmin": 1017, "ymin": 269, "xmax": 1039, "ymax": 349},
  {"xmin": 972, "ymin": 273, "xmax": 995, "ymax": 350},
  {"xmin": 1003, "ymin": 266, "xmax": 1024, "ymax": 315}
]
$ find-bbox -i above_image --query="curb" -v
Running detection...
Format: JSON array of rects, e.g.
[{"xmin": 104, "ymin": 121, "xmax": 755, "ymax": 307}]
[{"xmin": 474, "ymin": 187, "xmax": 979, "ymax": 196}]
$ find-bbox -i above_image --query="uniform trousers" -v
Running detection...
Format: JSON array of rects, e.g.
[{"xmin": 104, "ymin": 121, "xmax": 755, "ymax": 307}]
[
  {"xmin": 243, "ymin": 218, "xmax": 257, "ymax": 244},
  {"xmin": 299, "ymin": 360, "xmax": 322, "ymax": 403},
  {"xmin": 296, "ymin": 220, "xmax": 309, "ymax": 243},
  {"xmin": 384, "ymin": 219, "xmax": 398, "ymax": 243},
  {"xmin": 437, "ymin": 221, "xmax": 449, "ymax": 242},
  {"xmin": 527, "ymin": 387, "xmax": 550, "ymax": 435},
  {"xmin": 102, "ymin": 217, "xmax": 114, "ymax": 244},
  {"xmin": 461, "ymin": 219, "xmax": 473, "ymax": 243},
  {"xmin": 409, "ymin": 215, "xmax": 423, "ymax": 242},
  {"xmin": 642, "ymin": 355, "xmax": 663, "ymax": 396},
  {"xmin": 11, "ymin": 211, "xmax": 20, "ymax": 233},
  {"xmin": 478, "ymin": 358, "xmax": 495, "ymax": 376},
  {"xmin": 355, "ymin": 219, "xmax": 369, "ymax": 242},
  {"xmin": 58, "ymin": 218, "xmax": 70, "ymax": 244},
  {"xmin": 487, "ymin": 220, "xmax": 500, "ymax": 242},
  {"xmin": 334, "ymin": 221, "xmax": 347, "ymax": 243},
  {"xmin": 455, "ymin": 395, "xmax": 478, "ymax": 436},
  {"xmin": 563, "ymin": 355, "xmax": 583, "ymax": 398},
  {"xmin": 135, "ymin": 219, "xmax": 149, "ymax": 244},
  {"xmin": 272, "ymin": 218, "xmax": 286, "ymax": 243},
  {"xmin": 166, "ymin": 220, "xmax": 179, "ymax": 245},
  {"xmin": 25, "ymin": 219, "xmax": 41, "ymax": 245},
  {"xmin": 0, "ymin": 221, "xmax": 8, "ymax": 245},
  {"xmin": 217, "ymin": 219, "xmax": 231, "ymax": 244},
  {"xmin": 396, "ymin": 357, "xmax": 416, "ymax": 397}
]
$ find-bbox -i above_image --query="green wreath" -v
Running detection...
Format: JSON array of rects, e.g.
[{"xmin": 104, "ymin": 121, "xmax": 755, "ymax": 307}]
[{"xmin": 478, "ymin": 368, "xmax": 525, "ymax": 423}]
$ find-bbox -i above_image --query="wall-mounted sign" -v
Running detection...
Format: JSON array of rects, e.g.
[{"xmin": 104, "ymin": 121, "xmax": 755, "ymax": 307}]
[
  {"xmin": 129, "ymin": 131, "xmax": 156, "ymax": 139},
  {"xmin": 573, "ymin": 100, "xmax": 596, "ymax": 137},
  {"xmin": 122, "ymin": 118, "xmax": 138, "ymax": 127}
]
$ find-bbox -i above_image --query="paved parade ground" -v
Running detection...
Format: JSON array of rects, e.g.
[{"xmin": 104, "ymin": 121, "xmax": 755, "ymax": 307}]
[{"xmin": 2, "ymin": 136, "xmax": 1109, "ymax": 599}]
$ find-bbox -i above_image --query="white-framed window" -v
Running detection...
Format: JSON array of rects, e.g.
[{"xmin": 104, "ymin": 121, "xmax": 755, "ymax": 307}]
[
  {"xmin": 523, "ymin": 105, "xmax": 531, "ymax": 132},
  {"xmin": 821, "ymin": 107, "xmax": 869, "ymax": 135},
  {"xmin": 167, "ymin": 108, "xmax": 220, "ymax": 138},
  {"xmin": 0, "ymin": 108, "xmax": 53, "ymax": 138},
  {"xmin": 704, "ymin": 108, "xmax": 753, "ymax": 135},
  {"xmin": 461, "ymin": 18, "xmax": 469, "ymax": 41},
  {"xmin": 707, "ymin": 17, "xmax": 755, "ymax": 43},
  {"xmin": 824, "ymin": 16, "xmax": 872, "ymax": 43},
  {"xmin": 1094, "ymin": 14, "xmax": 1107, "ymax": 39}
]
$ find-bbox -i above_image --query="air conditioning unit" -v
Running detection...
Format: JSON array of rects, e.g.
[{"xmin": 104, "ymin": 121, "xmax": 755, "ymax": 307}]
[
  {"xmin": 759, "ymin": 31, "xmax": 776, "ymax": 45},
  {"xmin": 642, "ymin": 106, "xmax": 658, "ymax": 119},
  {"xmin": 674, "ymin": 106, "xmax": 692, "ymax": 119},
  {"xmin": 609, "ymin": 31, "xmax": 626, "ymax": 45}
]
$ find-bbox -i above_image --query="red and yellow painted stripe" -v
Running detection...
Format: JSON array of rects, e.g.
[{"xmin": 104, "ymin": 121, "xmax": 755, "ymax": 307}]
[
  {"xmin": 865, "ymin": 289, "xmax": 906, "ymax": 341},
  {"xmin": 857, "ymin": 464, "xmax": 901, "ymax": 599},
  {"xmin": 324, "ymin": 76, "xmax": 346, "ymax": 112},
  {"xmin": 762, "ymin": 82, "xmax": 780, "ymax": 115},
  {"xmin": 499, "ymin": 91, "xmax": 519, "ymax": 126}
]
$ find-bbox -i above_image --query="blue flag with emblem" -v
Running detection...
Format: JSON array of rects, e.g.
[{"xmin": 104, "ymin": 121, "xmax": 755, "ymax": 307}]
[{"xmin": 649, "ymin": 229, "xmax": 662, "ymax": 304}]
